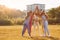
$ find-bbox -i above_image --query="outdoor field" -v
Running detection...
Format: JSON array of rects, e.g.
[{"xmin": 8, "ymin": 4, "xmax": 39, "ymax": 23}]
[{"xmin": 0, "ymin": 25, "xmax": 60, "ymax": 40}]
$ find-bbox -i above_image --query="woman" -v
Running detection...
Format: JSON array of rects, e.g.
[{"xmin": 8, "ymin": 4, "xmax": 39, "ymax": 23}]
[
  {"xmin": 33, "ymin": 6, "xmax": 41, "ymax": 35},
  {"xmin": 41, "ymin": 10, "xmax": 50, "ymax": 36},
  {"xmin": 22, "ymin": 11, "xmax": 34, "ymax": 37}
]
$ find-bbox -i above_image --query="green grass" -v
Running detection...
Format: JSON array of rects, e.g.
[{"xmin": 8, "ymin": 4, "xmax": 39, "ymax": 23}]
[{"xmin": 0, "ymin": 25, "xmax": 60, "ymax": 40}]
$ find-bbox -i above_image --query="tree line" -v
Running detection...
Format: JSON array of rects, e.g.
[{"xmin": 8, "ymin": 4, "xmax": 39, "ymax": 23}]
[
  {"xmin": 47, "ymin": 6, "xmax": 60, "ymax": 24},
  {"xmin": 0, "ymin": 5, "xmax": 60, "ymax": 25},
  {"xmin": 0, "ymin": 5, "xmax": 25, "ymax": 25}
]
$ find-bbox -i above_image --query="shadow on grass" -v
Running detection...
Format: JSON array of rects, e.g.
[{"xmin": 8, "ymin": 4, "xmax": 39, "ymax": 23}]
[
  {"xmin": 46, "ymin": 36, "xmax": 60, "ymax": 40},
  {"xmin": 22, "ymin": 36, "xmax": 60, "ymax": 40},
  {"xmin": 22, "ymin": 36, "xmax": 32, "ymax": 39},
  {"xmin": 31, "ymin": 36, "xmax": 60, "ymax": 40}
]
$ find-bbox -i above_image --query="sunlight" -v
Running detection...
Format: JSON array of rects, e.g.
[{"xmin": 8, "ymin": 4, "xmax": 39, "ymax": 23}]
[{"xmin": 0, "ymin": 0, "xmax": 60, "ymax": 11}]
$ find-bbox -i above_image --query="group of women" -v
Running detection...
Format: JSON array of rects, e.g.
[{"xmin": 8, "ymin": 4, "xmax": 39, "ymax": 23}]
[{"xmin": 22, "ymin": 6, "xmax": 50, "ymax": 37}]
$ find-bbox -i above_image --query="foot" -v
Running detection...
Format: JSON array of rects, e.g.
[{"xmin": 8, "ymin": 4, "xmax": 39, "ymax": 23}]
[
  {"xmin": 29, "ymin": 35, "xmax": 33, "ymax": 38},
  {"xmin": 43, "ymin": 34, "xmax": 46, "ymax": 37},
  {"xmin": 48, "ymin": 35, "xmax": 51, "ymax": 37}
]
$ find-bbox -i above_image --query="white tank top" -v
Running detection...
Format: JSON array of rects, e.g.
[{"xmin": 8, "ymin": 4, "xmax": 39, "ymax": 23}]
[{"xmin": 42, "ymin": 15, "xmax": 47, "ymax": 21}]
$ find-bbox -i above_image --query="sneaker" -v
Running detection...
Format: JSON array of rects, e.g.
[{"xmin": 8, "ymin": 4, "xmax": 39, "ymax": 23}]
[
  {"xmin": 48, "ymin": 35, "xmax": 51, "ymax": 37},
  {"xmin": 43, "ymin": 34, "xmax": 46, "ymax": 37}
]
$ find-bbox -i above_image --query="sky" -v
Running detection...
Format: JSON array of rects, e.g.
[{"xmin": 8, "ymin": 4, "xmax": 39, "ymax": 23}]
[{"xmin": 0, "ymin": 0, "xmax": 60, "ymax": 11}]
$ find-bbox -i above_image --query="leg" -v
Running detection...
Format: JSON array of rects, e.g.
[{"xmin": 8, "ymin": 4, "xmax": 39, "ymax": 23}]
[
  {"xmin": 22, "ymin": 24, "xmax": 26, "ymax": 36},
  {"xmin": 27, "ymin": 24, "xmax": 31, "ymax": 36},
  {"xmin": 37, "ymin": 22, "xmax": 40, "ymax": 35},
  {"xmin": 45, "ymin": 21, "xmax": 49, "ymax": 35},
  {"xmin": 42, "ymin": 22, "xmax": 47, "ymax": 36},
  {"xmin": 45, "ymin": 25, "xmax": 49, "ymax": 35},
  {"xmin": 44, "ymin": 26, "xmax": 46, "ymax": 36},
  {"xmin": 41, "ymin": 25, "xmax": 45, "ymax": 36},
  {"xmin": 44, "ymin": 21, "xmax": 49, "ymax": 36},
  {"xmin": 42, "ymin": 25, "xmax": 44, "ymax": 34},
  {"xmin": 33, "ymin": 22, "xmax": 36, "ymax": 35}
]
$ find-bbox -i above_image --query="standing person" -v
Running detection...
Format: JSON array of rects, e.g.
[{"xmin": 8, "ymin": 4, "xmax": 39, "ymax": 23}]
[
  {"xmin": 22, "ymin": 11, "xmax": 34, "ymax": 37},
  {"xmin": 33, "ymin": 6, "xmax": 41, "ymax": 35},
  {"xmin": 41, "ymin": 10, "xmax": 50, "ymax": 37}
]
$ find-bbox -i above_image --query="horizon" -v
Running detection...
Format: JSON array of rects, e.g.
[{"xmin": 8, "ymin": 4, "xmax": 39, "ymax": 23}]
[{"xmin": 0, "ymin": 0, "xmax": 60, "ymax": 11}]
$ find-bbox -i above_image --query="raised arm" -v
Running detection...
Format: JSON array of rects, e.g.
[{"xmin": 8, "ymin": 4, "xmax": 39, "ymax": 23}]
[{"xmin": 45, "ymin": 13, "xmax": 49, "ymax": 20}]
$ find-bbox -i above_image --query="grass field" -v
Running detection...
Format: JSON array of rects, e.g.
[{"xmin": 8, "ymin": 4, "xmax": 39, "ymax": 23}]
[{"xmin": 0, "ymin": 25, "xmax": 60, "ymax": 40}]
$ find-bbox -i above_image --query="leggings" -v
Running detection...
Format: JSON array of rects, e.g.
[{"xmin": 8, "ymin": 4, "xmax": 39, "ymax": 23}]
[
  {"xmin": 22, "ymin": 23, "xmax": 31, "ymax": 36},
  {"xmin": 43, "ymin": 21, "xmax": 49, "ymax": 35}
]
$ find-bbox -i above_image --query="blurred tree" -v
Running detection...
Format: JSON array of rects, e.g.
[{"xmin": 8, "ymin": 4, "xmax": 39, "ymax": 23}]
[{"xmin": 47, "ymin": 6, "xmax": 60, "ymax": 24}]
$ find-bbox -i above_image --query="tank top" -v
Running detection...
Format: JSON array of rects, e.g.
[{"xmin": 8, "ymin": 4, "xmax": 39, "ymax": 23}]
[
  {"xmin": 24, "ymin": 16, "xmax": 30, "ymax": 24},
  {"xmin": 42, "ymin": 15, "xmax": 47, "ymax": 21}
]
